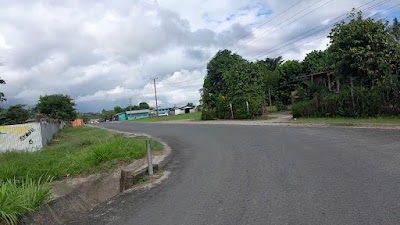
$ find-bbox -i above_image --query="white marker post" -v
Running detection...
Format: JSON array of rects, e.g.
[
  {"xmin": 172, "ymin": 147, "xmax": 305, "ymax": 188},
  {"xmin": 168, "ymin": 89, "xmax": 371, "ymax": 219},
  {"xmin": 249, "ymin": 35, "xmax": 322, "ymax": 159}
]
[
  {"xmin": 230, "ymin": 103, "xmax": 234, "ymax": 119},
  {"xmin": 146, "ymin": 139, "xmax": 154, "ymax": 176}
]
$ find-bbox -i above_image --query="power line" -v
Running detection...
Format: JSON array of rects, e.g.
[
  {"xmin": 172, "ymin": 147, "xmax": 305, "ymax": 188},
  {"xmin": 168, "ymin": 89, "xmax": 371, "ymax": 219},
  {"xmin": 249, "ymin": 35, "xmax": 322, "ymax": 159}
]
[
  {"xmin": 179, "ymin": 0, "xmax": 332, "ymax": 75},
  {"xmin": 268, "ymin": 2, "xmax": 400, "ymax": 58},
  {"xmin": 152, "ymin": 0, "xmax": 394, "ymax": 87},
  {"xmin": 264, "ymin": 0, "xmax": 396, "ymax": 59},
  {"xmin": 168, "ymin": 0, "xmax": 310, "ymax": 76},
  {"xmin": 221, "ymin": 0, "xmax": 305, "ymax": 50},
  {"xmin": 230, "ymin": 0, "xmax": 332, "ymax": 53},
  {"xmin": 247, "ymin": 0, "xmax": 395, "ymax": 61}
]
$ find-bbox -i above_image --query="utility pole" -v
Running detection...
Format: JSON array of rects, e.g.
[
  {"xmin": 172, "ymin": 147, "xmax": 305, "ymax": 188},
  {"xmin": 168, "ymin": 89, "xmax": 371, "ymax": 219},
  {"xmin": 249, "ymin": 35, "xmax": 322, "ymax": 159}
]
[
  {"xmin": 151, "ymin": 78, "xmax": 159, "ymax": 117},
  {"xmin": 129, "ymin": 97, "xmax": 132, "ymax": 111}
]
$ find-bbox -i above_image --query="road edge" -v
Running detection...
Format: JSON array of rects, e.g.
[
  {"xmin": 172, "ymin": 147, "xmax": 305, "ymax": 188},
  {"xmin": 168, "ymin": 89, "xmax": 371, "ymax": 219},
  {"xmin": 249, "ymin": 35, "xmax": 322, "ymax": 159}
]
[{"xmin": 17, "ymin": 126, "xmax": 172, "ymax": 225}]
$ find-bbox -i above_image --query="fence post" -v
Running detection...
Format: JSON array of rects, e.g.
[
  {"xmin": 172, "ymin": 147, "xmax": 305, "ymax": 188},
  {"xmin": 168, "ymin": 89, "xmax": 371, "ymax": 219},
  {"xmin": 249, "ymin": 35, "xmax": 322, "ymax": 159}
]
[{"xmin": 146, "ymin": 139, "xmax": 154, "ymax": 176}]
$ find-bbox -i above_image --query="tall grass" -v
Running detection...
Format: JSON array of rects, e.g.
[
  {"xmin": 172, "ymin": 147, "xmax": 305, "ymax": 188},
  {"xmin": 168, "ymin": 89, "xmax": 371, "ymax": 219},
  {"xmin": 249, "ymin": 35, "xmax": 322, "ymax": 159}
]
[
  {"xmin": 0, "ymin": 127, "xmax": 162, "ymax": 224},
  {"xmin": 0, "ymin": 127, "xmax": 162, "ymax": 181},
  {"xmin": 0, "ymin": 177, "xmax": 51, "ymax": 225}
]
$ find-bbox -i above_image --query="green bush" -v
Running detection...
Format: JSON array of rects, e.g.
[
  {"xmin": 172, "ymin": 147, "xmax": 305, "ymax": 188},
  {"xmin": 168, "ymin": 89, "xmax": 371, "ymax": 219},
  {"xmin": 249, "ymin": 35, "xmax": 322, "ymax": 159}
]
[
  {"xmin": 215, "ymin": 95, "xmax": 231, "ymax": 119},
  {"xmin": 201, "ymin": 109, "xmax": 215, "ymax": 120},
  {"xmin": 231, "ymin": 97, "xmax": 263, "ymax": 119},
  {"xmin": 293, "ymin": 88, "xmax": 400, "ymax": 118}
]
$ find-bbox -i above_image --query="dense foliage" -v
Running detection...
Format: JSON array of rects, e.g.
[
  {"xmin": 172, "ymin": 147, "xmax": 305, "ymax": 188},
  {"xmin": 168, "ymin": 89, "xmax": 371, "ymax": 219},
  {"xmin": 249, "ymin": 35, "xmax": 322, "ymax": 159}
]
[
  {"xmin": 36, "ymin": 94, "xmax": 77, "ymax": 121},
  {"xmin": 202, "ymin": 12, "xmax": 400, "ymax": 119},
  {"xmin": 202, "ymin": 50, "xmax": 266, "ymax": 119},
  {"xmin": 293, "ymin": 13, "xmax": 400, "ymax": 117},
  {"xmin": 201, "ymin": 51, "xmax": 305, "ymax": 119},
  {"xmin": 0, "ymin": 105, "xmax": 29, "ymax": 125}
]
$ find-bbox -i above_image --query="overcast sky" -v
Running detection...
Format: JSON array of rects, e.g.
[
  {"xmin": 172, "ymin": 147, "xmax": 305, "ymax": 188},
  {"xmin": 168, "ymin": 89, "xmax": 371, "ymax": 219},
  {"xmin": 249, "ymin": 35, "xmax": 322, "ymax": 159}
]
[{"xmin": 0, "ymin": 0, "xmax": 399, "ymax": 112}]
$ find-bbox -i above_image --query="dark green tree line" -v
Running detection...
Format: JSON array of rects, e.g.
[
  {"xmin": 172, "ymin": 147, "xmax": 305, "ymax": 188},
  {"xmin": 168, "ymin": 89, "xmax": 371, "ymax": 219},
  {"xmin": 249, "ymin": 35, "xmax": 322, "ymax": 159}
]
[{"xmin": 293, "ymin": 13, "xmax": 400, "ymax": 117}]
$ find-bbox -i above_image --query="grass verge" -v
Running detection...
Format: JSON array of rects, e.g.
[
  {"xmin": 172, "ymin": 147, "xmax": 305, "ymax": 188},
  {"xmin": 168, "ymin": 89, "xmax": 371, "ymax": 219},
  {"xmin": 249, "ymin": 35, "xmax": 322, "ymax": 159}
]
[
  {"xmin": 292, "ymin": 117, "xmax": 400, "ymax": 126},
  {"xmin": 0, "ymin": 126, "xmax": 162, "ymax": 224},
  {"xmin": 0, "ymin": 127, "xmax": 162, "ymax": 181},
  {"xmin": 129, "ymin": 112, "xmax": 202, "ymax": 122},
  {"xmin": 0, "ymin": 177, "xmax": 51, "ymax": 225}
]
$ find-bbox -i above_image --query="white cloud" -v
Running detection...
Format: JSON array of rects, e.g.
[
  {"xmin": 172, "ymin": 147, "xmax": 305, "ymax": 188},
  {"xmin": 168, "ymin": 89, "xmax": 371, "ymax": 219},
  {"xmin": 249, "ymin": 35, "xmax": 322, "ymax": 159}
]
[
  {"xmin": 0, "ymin": 0, "xmax": 398, "ymax": 112},
  {"xmin": 76, "ymin": 86, "xmax": 139, "ymax": 103}
]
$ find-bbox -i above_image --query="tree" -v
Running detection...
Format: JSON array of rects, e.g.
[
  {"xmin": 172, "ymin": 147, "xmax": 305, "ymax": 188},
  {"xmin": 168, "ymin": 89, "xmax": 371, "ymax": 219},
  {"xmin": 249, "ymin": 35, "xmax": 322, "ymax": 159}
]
[
  {"xmin": 263, "ymin": 69, "xmax": 280, "ymax": 112},
  {"xmin": 186, "ymin": 102, "xmax": 194, "ymax": 107},
  {"xmin": 101, "ymin": 109, "xmax": 115, "ymax": 121},
  {"xmin": 114, "ymin": 106, "xmax": 124, "ymax": 113},
  {"xmin": 0, "ymin": 104, "xmax": 29, "ymax": 125},
  {"xmin": 391, "ymin": 17, "xmax": 400, "ymax": 43},
  {"xmin": 36, "ymin": 94, "xmax": 77, "ymax": 120},
  {"xmin": 328, "ymin": 11, "xmax": 396, "ymax": 87},
  {"xmin": 256, "ymin": 56, "xmax": 283, "ymax": 71},
  {"xmin": 302, "ymin": 50, "xmax": 331, "ymax": 75},
  {"xmin": 275, "ymin": 60, "xmax": 304, "ymax": 106},
  {"xmin": 202, "ymin": 50, "xmax": 246, "ymax": 110},
  {"xmin": 139, "ymin": 102, "xmax": 150, "ymax": 109},
  {"xmin": 0, "ymin": 78, "xmax": 6, "ymax": 106},
  {"xmin": 222, "ymin": 62, "xmax": 265, "ymax": 119}
]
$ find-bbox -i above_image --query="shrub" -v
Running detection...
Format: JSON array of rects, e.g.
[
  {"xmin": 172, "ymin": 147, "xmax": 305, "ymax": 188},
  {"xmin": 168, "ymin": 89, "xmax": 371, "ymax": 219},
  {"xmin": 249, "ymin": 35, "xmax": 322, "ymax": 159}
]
[
  {"xmin": 0, "ymin": 176, "xmax": 51, "ymax": 225},
  {"xmin": 292, "ymin": 88, "xmax": 400, "ymax": 118},
  {"xmin": 201, "ymin": 109, "xmax": 215, "ymax": 120}
]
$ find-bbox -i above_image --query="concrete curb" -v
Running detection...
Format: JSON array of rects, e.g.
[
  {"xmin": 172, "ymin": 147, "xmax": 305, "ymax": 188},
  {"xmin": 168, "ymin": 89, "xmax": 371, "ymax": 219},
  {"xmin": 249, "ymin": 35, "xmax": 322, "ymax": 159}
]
[{"xmin": 17, "ymin": 127, "xmax": 172, "ymax": 225}]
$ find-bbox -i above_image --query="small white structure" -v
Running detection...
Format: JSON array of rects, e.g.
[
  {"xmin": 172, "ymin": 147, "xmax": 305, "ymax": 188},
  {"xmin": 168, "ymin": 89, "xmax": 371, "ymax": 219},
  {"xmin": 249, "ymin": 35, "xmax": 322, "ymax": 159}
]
[
  {"xmin": 179, "ymin": 106, "xmax": 196, "ymax": 114},
  {"xmin": 173, "ymin": 108, "xmax": 185, "ymax": 115},
  {"xmin": 0, "ymin": 122, "xmax": 65, "ymax": 152},
  {"xmin": 170, "ymin": 106, "xmax": 196, "ymax": 115}
]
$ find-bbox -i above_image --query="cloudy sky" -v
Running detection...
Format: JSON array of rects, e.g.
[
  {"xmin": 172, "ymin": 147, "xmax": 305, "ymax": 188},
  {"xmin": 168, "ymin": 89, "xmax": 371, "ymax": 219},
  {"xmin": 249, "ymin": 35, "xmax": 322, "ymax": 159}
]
[{"xmin": 0, "ymin": 0, "xmax": 399, "ymax": 112}]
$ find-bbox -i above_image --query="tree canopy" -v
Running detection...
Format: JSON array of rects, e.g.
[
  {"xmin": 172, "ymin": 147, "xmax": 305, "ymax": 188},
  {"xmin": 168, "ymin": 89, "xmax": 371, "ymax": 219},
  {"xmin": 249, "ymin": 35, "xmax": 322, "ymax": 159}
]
[
  {"xmin": 328, "ymin": 11, "xmax": 397, "ymax": 86},
  {"xmin": 256, "ymin": 56, "xmax": 283, "ymax": 71},
  {"xmin": 292, "ymin": 13, "xmax": 400, "ymax": 117},
  {"xmin": 114, "ymin": 106, "xmax": 124, "ymax": 114},
  {"xmin": 202, "ymin": 12, "xmax": 400, "ymax": 119},
  {"xmin": 36, "ymin": 94, "xmax": 77, "ymax": 120},
  {"xmin": 139, "ymin": 102, "xmax": 150, "ymax": 109},
  {"xmin": 202, "ymin": 50, "xmax": 266, "ymax": 119},
  {"xmin": 0, "ymin": 104, "xmax": 29, "ymax": 125}
]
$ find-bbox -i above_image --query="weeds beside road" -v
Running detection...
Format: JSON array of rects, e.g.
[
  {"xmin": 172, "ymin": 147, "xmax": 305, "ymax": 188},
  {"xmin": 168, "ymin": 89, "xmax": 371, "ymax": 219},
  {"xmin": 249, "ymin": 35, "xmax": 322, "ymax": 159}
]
[
  {"xmin": 0, "ymin": 126, "xmax": 162, "ymax": 225},
  {"xmin": 291, "ymin": 117, "xmax": 400, "ymax": 127},
  {"xmin": 129, "ymin": 112, "xmax": 201, "ymax": 122}
]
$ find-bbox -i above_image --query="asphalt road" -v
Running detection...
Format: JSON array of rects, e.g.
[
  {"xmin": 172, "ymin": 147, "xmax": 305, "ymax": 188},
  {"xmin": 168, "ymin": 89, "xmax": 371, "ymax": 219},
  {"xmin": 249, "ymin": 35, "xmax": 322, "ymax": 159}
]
[{"xmin": 68, "ymin": 123, "xmax": 400, "ymax": 225}]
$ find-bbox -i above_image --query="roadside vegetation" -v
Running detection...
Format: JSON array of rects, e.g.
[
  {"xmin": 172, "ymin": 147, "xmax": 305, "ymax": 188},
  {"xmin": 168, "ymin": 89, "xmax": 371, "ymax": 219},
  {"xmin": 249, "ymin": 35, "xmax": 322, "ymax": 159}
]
[
  {"xmin": 130, "ymin": 112, "xmax": 202, "ymax": 122},
  {"xmin": 201, "ymin": 11, "xmax": 400, "ymax": 121},
  {"xmin": 292, "ymin": 13, "xmax": 400, "ymax": 118},
  {"xmin": 291, "ymin": 117, "xmax": 400, "ymax": 126},
  {"xmin": 0, "ymin": 126, "xmax": 162, "ymax": 225},
  {"xmin": 0, "ymin": 177, "xmax": 52, "ymax": 225}
]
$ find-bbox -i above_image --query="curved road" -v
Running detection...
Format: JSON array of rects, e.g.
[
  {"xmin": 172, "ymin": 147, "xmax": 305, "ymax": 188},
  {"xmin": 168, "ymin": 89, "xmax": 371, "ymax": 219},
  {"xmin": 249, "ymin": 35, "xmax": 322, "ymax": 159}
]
[{"xmin": 68, "ymin": 123, "xmax": 400, "ymax": 225}]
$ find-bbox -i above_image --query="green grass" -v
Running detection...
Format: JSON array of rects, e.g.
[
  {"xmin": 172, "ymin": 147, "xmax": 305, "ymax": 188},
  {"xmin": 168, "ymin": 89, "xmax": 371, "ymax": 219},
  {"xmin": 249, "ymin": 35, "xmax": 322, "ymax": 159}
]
[
  {"xmin": 129, "ymin": 112, "xmax": 202, "ymax": 122},
  {"xmin": 0, "ymin": 177, "xmax": 52, "ymax": 225},
  {"xmin": 0, "ymin": 127, "xmax": 162, "ymax": 181},
  {"xmin": 0, "ymin": 126, "xmax": 162, "ymax": 224},
  {"xmin": 292, "ymin": 117, "xmax": 400, "ymax": 126}
]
